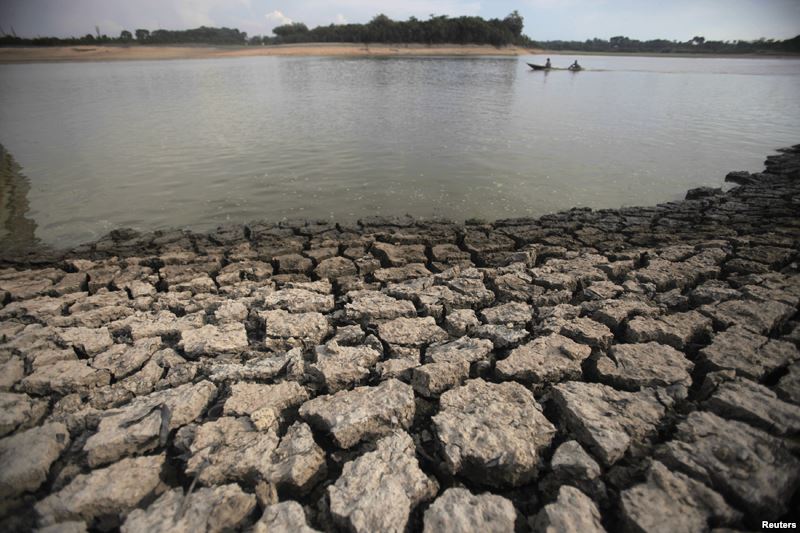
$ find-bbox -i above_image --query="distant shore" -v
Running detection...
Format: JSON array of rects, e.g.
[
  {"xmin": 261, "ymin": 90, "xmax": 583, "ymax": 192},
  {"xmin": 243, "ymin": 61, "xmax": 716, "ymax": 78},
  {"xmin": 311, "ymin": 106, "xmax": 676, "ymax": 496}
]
[
  {"xmin": 0, "ymin": 43, "xmax": 538, "ymax": 63},
  {"xmin": 1, "ymin": 43, "xmax": 797, "ymax": 64}
]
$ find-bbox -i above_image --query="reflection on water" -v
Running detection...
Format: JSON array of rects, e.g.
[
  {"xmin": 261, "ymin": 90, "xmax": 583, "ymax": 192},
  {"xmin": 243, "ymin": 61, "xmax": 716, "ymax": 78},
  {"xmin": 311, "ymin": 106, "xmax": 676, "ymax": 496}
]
[
  {"xmin": 0, "ymin": 55, "xmax": 798, "ymax": 249},
  {"xmin": 0, "ymin": 144, "xmax": 38, "ymax": 252}
]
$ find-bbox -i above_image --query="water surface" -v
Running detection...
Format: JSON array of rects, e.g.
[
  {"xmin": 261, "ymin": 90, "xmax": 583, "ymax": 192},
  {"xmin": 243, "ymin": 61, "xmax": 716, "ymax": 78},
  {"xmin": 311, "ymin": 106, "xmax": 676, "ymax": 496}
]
[{"xmin": 0, "ymin": 54, "xmax": 798, "ymax": 249}]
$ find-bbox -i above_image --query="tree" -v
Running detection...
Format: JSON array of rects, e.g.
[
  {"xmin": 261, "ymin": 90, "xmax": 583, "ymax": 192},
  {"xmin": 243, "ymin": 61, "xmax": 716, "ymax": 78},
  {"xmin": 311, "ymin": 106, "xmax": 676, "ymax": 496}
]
[
  {"xmin": 135, "ymin": 29, "xmax": 149, "ymax": 42},
  {"xmin": 119, "ymin": 30, "xmax": 132, "ymax": 42},
  {"xmin": 502, "ymin": 11, "xmax": 524, "ymax": 38}
]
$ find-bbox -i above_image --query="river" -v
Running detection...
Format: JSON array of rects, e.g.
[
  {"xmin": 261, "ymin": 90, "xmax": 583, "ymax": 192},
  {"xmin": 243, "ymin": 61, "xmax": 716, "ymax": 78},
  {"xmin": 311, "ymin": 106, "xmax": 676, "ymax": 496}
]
[{"xmin": 0, "ymin": 54, "xmax": 798, "ymax": 249}]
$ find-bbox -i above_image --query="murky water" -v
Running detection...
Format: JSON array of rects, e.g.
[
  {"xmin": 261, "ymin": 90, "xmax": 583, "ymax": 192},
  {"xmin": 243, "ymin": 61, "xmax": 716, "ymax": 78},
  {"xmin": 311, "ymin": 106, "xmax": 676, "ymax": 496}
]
[{"xmin": 0, "ymin": 54, "xmax": 798, "ymax": 249}]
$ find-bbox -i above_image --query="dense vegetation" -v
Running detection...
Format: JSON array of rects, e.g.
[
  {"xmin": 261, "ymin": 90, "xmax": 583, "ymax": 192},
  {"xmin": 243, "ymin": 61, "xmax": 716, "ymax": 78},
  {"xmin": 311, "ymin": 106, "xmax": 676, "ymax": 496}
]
[
  {"xmin": 533, "ymin": 34, "xmax": 800, "ymax": 54},
  {"xmin": 1, "ymin": 12, "xmax": 798, "ymax": 54}
]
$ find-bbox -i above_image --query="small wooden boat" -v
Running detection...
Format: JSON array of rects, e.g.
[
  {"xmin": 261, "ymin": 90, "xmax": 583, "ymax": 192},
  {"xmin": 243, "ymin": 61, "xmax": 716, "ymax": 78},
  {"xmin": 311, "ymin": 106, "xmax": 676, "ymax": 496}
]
[{"xmin": 527, "ymin": 63, "xmax": 550, "ymax": 70}]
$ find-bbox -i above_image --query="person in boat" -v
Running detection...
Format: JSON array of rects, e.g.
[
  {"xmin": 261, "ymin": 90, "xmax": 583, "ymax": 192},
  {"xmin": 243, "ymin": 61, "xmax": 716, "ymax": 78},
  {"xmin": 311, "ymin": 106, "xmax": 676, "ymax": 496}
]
[
  {"xmin": 570, "ymin": 60, "xmax": 581, "ymax": 70},
  {"xmin": 545, "ymin": 58, "xmax": 551, "ymax": 68}
]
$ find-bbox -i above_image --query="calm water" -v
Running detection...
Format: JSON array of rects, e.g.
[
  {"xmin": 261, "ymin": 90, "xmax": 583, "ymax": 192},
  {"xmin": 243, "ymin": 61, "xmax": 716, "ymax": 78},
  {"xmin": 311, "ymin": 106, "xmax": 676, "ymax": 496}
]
[{"xmin": 1, "ymin": 54, "xmax": 798, "ymax": 249}]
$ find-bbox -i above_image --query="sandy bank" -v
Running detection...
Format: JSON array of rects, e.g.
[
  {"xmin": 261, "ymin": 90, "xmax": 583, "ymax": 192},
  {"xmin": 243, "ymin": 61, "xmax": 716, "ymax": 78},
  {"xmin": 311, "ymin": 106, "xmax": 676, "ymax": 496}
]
[{"xmin": 0, "ymin": 43, "xmax": 538, "ymax": 63}]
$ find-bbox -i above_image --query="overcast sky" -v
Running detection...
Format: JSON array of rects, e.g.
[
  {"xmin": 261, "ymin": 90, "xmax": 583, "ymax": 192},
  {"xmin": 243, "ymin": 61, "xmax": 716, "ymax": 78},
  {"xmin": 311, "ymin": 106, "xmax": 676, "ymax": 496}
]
[{"xmin": 1, "ymin": 0, "xmax": 798, "ymax": 41}]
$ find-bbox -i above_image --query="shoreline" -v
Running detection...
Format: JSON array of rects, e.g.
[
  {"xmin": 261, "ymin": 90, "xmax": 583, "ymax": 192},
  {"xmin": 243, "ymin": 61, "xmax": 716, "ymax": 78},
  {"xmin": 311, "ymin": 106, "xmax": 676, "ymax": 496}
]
[
  {"xmin": 0, "ymin": 43, "xmax": 797, "ymax": 63},
  {"xmin": 0, "ymin": 43, "xmax": 536, "ymax": 63},
  {"xmin": 0, "ymin": 145, "xmax": 799, "ymax": 532}
]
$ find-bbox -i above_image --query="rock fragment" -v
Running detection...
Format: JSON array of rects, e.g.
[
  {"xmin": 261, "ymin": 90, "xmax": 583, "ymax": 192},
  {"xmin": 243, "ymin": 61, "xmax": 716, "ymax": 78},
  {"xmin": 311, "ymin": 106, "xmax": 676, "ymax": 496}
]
[
  {"xmin": 433, "ymin": 379, "xmax": 555, "ymax": 487},
  {"xmin": 328, "ymin": 431, "xmax": 437, "ymax": 533},
  {"xmin": 299, "ymin": 379, "xmax": 415, "ymax": 448},
  {"xmin": 423, "ymin": 487, "xmax": 516, "ymax": 533}
]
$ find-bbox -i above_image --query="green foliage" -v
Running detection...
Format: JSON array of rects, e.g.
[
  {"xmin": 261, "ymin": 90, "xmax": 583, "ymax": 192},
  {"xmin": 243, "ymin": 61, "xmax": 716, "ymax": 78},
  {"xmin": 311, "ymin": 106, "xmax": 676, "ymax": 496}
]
[
  {"xmin": 265, "ymin": 12, "xmax": 530, "ymax": 47},
  {"xmin": 531, "ymin": 34, "xmax": 800, "ymax": 54},
  {"xmin": 119, "ymin": 30, "xmax": 132, "ymax": 42}
]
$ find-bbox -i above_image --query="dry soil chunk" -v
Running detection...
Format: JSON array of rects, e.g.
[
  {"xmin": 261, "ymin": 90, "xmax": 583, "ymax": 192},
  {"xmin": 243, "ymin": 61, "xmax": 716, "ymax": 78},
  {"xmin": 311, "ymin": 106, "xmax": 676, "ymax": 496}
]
[
  {"xmin": 411, "ymin": 361, "xmax": 470, "ymax": 397},
  {"xmin": 444, "ymin": 309, "xmax": 480, "ymax": 336},
  {"xmin": 20, "ymin": 359, "xmax": 111, "ymax": 395},
  {"xmin": 35, "ymin": 454, "xmax": 166, "ymax": 527},
  {"xmin": 423, "ymin": 487, "xmax": 516, "ymax": 533},
  {"xmin": 56, "ymin": 327, "xmax": 114, "ymax": 356},
  {"xmin": 253, "ymin": 501, "xmax": 320, "ymax": 533},
  {"xmin": 550, "ymin": 381, "xmax": 666, "ymax": 466},
  {"xmin": 698, "ymin": 325, "xmax": 798, "ymax": 380},
  {"xmin": 433, "ymin": 379, "xmax": 555, "ymax": 487},
  {"xmin": 263, "ymin": 288, "xmax": 334, "ymax": 314},
  {"xmin": 377, "ymin": 317, "xmax": 448, "ymax": 347},
  {"xmin": 179, "ymin": 323, "xmax": 249, "ymax": 356},
  {"xmin": 657, "ymin": 410, "xmax": 800, "ymax": 516},
  {"xmin": 262, "ymin": 309, "xmax": 331, "ymax": 346},
  {"xmin": 299, "ymin": 379, "xmax": 415, "ymax": 448},
  {"xmin": 700, "ymin": 298, "xmax": 794, "ymax": 335},
  {"xmin": 625, "ymin": 311, "xmax": 711, "ymax": 350},
  {"xmin": 620, "ymin": 461, "xmax": 741, "ymax": 533},
  {"xmin": 704, "ymin": 377, "xmax": 800, "ymax": 435},
  {"xmin": 496, "ymin": 333, "xmax": 591, "ymax": 384},
  {"xmin": 344, "ymin": 290, "xmax": 417, "ymax": 323},
  {"xmin": 0, "ymin": 422, "xmax": 70, "ymax": 499},
  {"xmin": 776, "ymin": 361, "xmax": 800, "ymax": 404},
  {"xmin": 531, "ymin": 486, "xmax": 606, "ymax": 533},
  {"xmin": 560, "ymin": 317, "xmax": 613, "ymax": 350},
  {"xmin": 309, "ymin": 341, "xmax": 382, "ymax": 393},
  {"xmin": 479, "ymin": 302, "xmax": 533, "ymax": 326},
  {"xmin": 121, "ymin": 484, "xmax": 256, "ymax": 533},
  {"xmin": 0, "ymin": 392, "xmax": 48, "ymax": 437},
  {"xmin": 223, "ymin": 381, "xmax": 308, "ymax": 430},
  {"xmin": 426, "ymin": 336, "xmax": 493, "ymax": 365},
  {"xmin": 91, "ymin": 338, "xmax": 160, "ymax": 379},
  {"xmin": 185, "ymin": 419, "xmax": 325, "ymax": 494},
  {"xmin": 328, "ymin": 431, "xmax": 437, "ymax": 533},
  {"xmin": 83, "ymin": 381, "xmax": 217, "ymax": 467},
  {"xmin": 596, "ymin": 342, "xmax": 693, "ymax": 391}
]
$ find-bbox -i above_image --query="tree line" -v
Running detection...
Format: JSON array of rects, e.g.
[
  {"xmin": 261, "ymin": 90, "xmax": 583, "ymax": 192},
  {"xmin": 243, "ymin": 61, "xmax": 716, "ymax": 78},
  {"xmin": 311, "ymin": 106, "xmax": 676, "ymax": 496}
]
[
  {"xmin": 0, "ymin": 12, "xmax": 528, "ymax": 48},
  {"xmin": 1, "ymin": 12, "xmax": 798, "ymax": 54},
  {"xmin": 532, "ymin": 34, "xmax": 800, "ymax": 54}
]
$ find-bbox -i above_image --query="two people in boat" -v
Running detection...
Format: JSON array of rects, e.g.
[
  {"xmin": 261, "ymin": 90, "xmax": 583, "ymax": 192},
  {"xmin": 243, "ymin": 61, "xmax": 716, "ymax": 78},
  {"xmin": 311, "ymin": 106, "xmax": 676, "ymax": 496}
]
[{"xmin": 542, "ymin": 58, "xmax": 580, "ymax": 70}]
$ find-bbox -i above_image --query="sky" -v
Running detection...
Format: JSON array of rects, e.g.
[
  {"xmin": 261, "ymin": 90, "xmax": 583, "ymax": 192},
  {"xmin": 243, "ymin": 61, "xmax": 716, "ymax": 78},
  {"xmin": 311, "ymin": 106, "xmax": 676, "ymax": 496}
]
[{"xmin": 0, "ymin": 0, "xmax": 798, "ymax": 42}]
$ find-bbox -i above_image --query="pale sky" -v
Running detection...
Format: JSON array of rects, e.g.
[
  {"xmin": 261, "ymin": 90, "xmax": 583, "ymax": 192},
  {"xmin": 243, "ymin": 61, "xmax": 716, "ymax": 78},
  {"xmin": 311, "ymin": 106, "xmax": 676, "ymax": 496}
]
[{"xmin": 0, "ymin": 0, "xmax": 798, "ymax": 42}]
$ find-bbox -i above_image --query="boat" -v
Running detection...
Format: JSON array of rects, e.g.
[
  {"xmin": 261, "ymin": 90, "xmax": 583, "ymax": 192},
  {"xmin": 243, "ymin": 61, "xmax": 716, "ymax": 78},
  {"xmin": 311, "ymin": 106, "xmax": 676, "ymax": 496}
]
[
  {"xmin": 568, "ymin": 65, "xmax": 583, "ymax": 71},
  {"xmin": 527, "ymin": 63, "xmax": 550, "ymax": 71}
]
